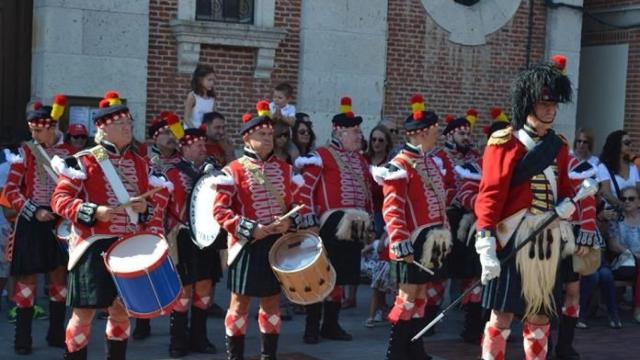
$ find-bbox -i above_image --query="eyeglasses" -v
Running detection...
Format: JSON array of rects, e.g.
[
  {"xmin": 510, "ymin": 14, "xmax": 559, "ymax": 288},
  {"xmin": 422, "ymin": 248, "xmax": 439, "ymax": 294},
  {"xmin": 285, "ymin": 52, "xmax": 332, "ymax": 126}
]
[
  {"xmin": 623, "ymin": 140, "xmax": 633, "ymax": 146},
  {"xmin": 297, "ymin": 130, "xmax": 310, "ymax": 135},
  {"xmin": 622, "ymin": 196, "xmax": 637, "ymax": 202},
  {"xmin": 371, "ymin": 137, "xmax": 386, "ymax": 143}
]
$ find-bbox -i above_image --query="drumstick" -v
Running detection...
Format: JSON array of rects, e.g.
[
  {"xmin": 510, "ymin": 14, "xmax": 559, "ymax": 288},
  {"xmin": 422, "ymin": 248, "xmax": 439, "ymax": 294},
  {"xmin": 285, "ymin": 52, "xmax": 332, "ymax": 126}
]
[
  {"xmin": 412, "ymin": 260, "xmax": 435, "ymax": 275},
  {"xmin": 113, "ymin": 187, "xmax": 163, "ymax": 211},
  {"xmin": 275, "ymin": 204, "xmax": 306, "ymax": 223}
]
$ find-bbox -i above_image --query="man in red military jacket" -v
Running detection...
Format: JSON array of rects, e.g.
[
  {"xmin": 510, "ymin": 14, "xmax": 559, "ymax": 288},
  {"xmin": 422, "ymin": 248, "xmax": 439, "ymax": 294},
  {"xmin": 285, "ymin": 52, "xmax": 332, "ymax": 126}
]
[
  {"xmin": 131, "ymin": 111, "xmax": 183, "ymax": 341},
  {"xmin": 372, "ymin": 95, "xmax": 451, "ymax": 359},
  {"xmin": 475, "ymin": 56, "xmax": 577, "ymax": 360},
  {"xmin": 3, "ymin": 95, "xmax": 75, "ymax": 354},
  {"xmin": 50, "ymin": 91, "xmax": 168, "ymax": 360},
  {"xmin": 163, "ymin": 127, "xmax": 220, "ymax": 357},
  {"xmin": 213, "ymin": 101, "xmax": 305, "ymax": 360},
  {"xmin": 295, "ymin": 97, "xmax": 374, "ymax": 344}
]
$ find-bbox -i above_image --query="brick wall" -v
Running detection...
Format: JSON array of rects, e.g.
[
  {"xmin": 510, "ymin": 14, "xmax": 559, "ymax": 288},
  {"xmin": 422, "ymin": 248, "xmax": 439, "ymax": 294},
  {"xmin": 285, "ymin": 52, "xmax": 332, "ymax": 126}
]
[
  {"xmin": 146, "ymin": 0, "xmax": 301, "ymax": 143},
  {"xmin": 582, "ymin": 0, "xmax": 640, "ymax": 148},
  {"xmin": 383, "ymin": 0, "xmax": 547, "ymax": 141}
]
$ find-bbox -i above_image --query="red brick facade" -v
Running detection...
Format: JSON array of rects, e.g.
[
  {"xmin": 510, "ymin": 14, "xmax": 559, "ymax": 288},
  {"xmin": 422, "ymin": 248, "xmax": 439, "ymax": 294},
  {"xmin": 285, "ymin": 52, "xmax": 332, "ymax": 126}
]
[
  {"xmin": 383, "ymin": 0, "xmax": 547, "ymax": 137},
  {"xmin": 582, "ymin": 0, "xmax": 640, "ymax": 146},
  {"xmin": 146, "ymin": 0, "xmax": 301, "ymax": 143}
]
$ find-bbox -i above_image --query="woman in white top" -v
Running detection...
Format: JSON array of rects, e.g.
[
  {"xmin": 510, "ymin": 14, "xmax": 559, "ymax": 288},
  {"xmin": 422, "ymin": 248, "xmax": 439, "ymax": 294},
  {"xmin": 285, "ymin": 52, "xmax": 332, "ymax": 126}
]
[
  {"xmin": 184, "ymin": 64, "xmax": 216, "ymax": 128},
  {"xmin": 598, "ymin": 130, "xmax": 640, "ymax": 210}
]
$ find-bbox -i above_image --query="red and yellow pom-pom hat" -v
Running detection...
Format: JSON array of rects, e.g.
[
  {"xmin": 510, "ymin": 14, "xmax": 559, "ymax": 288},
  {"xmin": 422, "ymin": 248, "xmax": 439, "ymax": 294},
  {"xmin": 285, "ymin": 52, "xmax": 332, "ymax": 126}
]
[
  {"xmin": 404, "ymin": 94, "xmax": 439, "ymax": 135},
  {"xmin": 443, "ymin": 108, "xmax": 476, "ymax": 136},
  {"xmin": 93, "ymin": 91, "xmax": 131, "ymax": 126},
  {"xmin": 240, "ymin": 100, "xmax": 273, "ymax": 136},
  {"xmin": 332, "ymin": 97, "xmax": 363, "ymax": 130},
  {"xmin": 178, "ymin": 127, "xmax": 207, "ymax": 147},
  {"xmin": 148, "ymin": 111, "xmax": 185, "ymax": 140},
  {"xmin": 27, "ymin": 94, "xmax": 67, "ymax": 129},
  {"xmin": 483, "ymin": 107, "xmax": 510, "ymax": 138}
]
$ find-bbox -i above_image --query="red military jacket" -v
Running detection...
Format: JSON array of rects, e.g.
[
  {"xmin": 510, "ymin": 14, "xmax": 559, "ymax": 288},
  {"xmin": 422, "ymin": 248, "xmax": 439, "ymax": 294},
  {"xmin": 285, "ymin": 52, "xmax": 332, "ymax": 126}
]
[
  {"xmin": 374, "ymin": 143, "xmax": 448, "ymax": 260},
  {"xmin": 475, "ymin": 127, "xmax": 574, "ymax": 241},
  {"xmin": 453, "ymin": 160, "xmax": 482, "ymax": 212},
  {"xmin": 295, "ymin": 140, "xmax": 373, "ymax": 226},
  {"xmin": 163, "ymin": 159, "xmax": 204, "ymax": 230},
  {"xmin": 4, "ymin": 137, "xmax": 76, "ymax": 211},
  {"xmin": 51, "ymin": 142, "xmax": 169, "ymax": 268},
  {"xmin": 213, "ymin": 148, "xmax": 306, "ymax": 264},
  {"xmin": 568, "ymin": 155, "xmax": 600, "ymax": 247},
  {"xmin": 146, "ymin": 144, "xmax": 182, "ymax": 173},
  {"xmin": 431, "ymin": 148, "xmax": 456, "ymax": 206}
]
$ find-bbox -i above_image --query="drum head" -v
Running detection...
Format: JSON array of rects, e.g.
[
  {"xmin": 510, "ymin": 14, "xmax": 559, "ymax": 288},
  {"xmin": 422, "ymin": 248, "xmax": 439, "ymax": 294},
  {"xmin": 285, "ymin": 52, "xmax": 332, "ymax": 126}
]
[
  {"xmin": 106, "ymin": 234, "xmax": 167, "ymax": 274},
  {"xmin": 55, "ymin": 219, "xmax": 73, "ymax": 240},
  {"xmin": 188, "ymin": 170, "xmax": 222, "ymax": 249},
  {"xmin": 270, "ymin": 232, "xmax": 323, "ymax": 272}
]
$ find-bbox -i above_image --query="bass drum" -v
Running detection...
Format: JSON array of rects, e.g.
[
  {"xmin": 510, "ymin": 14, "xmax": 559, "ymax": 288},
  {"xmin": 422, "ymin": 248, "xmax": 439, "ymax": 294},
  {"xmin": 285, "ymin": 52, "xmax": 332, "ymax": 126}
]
[{"xmin": 188, "ymin": 169, "xmax": 222, "ymax": 249}]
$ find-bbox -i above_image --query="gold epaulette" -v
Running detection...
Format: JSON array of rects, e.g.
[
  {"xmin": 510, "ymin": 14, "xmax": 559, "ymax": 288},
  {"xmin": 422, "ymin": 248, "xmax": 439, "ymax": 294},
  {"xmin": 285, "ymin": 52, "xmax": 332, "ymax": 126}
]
[{"xmin": 487, "ymin": 127, "xmax": 512, "ymax": 146}]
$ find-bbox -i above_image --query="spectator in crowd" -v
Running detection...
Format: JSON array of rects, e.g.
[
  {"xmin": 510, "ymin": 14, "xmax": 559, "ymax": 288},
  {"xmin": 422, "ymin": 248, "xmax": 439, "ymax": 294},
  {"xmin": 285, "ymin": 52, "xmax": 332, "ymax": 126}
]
[
  {"xmin": 270, "ymin": 83, "xmax": 296, "ymax": 127},
  {"xmin": 607, "ymin": 186, "xmax": 640, "ymax": 324},
  {"xmin": 64, "ymin": 124, "xmax": 90, "ymax": 151},
  {"xmin": 363, "ymin": 232, "xmax": 393, "ymax": 328},
  {"xmin": 273, "ymin": 123, "xmax": 292, "ymax": 164},
  {"xmin": 572, "ymin": 128, "xmax": 599, "ymax": 167},
  {"xmin": 201, "ymin": 111, "xmax": 235, "ymax": 166},
  {"xmin": 598, "ymin": 130, "xmax": 640, "ymax": 211},
  {"xmin": 291, "ymin": 113, "xmax": 315, "ymax": 163},
  {"xmin": 366, "ymin": 125, "xmax": 393, "ymax": 238},
  {"xmin": 378, "ymin": 117, "xmax": 402, "ymax": 153},
  {"xmin": 184, "ymin": 64, "xmax": 216, "ymax": 129}
]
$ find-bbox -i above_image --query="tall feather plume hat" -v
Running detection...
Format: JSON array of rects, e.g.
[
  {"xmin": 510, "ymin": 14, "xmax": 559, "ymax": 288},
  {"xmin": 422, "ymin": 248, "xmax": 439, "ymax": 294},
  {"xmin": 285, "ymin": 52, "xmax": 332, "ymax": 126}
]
[
  {"xmin": 511, "ymin": 54, "xmax": 572, "ymax": 129},
  {"xmin": 27, "ymin": 94, "xmax": 67, "ymax": 129},
  {"xmin": 404, "ymin": 94, "xmax": 439, "ymax": 135},
  {"xmin": 240, "ymin": 100, "xmax": 273, "ymax": 136}
]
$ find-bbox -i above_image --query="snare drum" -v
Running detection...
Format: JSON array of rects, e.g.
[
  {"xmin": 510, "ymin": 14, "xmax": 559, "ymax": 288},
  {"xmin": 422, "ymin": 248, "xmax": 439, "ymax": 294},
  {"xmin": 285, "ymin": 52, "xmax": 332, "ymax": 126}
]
[
  {"xmin": 269, "ymin": 232, "xmax": 336, "ymax": 305},
  {"xmin": 104, "ymin": 233, "xmax": 182, "ymax": 318}
]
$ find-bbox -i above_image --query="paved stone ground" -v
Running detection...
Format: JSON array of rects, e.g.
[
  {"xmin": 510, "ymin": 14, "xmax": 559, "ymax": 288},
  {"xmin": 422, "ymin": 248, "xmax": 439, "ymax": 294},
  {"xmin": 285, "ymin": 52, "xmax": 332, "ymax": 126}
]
[{"xmin": 0, "ymin": 278, "xmax": 638, "ymax": 359}]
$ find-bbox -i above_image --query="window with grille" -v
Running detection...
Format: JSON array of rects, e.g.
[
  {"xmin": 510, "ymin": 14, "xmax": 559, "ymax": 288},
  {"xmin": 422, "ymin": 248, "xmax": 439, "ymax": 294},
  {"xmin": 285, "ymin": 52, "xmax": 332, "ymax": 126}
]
[{"xmin": 196, "ymin": 0, "xmax": 254, "ymax": 24}]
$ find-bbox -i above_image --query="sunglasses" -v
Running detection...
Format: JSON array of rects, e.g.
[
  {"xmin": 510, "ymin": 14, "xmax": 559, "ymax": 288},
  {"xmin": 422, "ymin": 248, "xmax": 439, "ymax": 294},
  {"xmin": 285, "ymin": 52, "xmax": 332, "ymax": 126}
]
[
  {"xmin": 71, "ymin": 135, "xmax": 87, "ymax": 140},
  {"xmin": 389, "ymin": 128, "xmax": 399, "ymax": 134},
  {"xmin": 297, "ymin": 130, "xmax": 310, "ymax": 135},
  {"xmin": 371, "ymin": 137, "xmax": 386, "ymax": 143},
  {"xmin": 277, "ymin": 133, "xmax": 289, "ymax": 138},
  {"xmin": 623, "ymin": 140, "xmax": 633, "ymax": 146},
  {"xmin": 622, "ymin": 196, "xmax": 637, "ymax": 202}
]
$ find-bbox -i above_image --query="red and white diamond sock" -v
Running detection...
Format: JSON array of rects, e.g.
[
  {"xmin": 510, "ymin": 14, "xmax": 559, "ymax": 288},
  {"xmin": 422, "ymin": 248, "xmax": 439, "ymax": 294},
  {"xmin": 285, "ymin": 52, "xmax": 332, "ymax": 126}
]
[
  {"xmin": 225, "ymin": 310, "xmax": 248, "ymax": 337},
  {"xmin": 66, "ymin": 321, "xmax": 91, "ymax": 353},
  {"xmin": 562, "ymin": 303, "xmax": 579, "ymax": 319},
  {"xmin": 387, "ymin": 296, "xmax": 415, "ymax": 325},
  {"xmin": 258, "ymin": 309, "xmax": 281, "ymax": 334},
  {"xmin": 106, "ymin": 318, "xmax": 130, "ymax": 341},
  {"xmin": 523, "ymin": 321, "xmax": 550, "ymax": 360},
  {"xmin": 425, "ymin": 281, "xmax": 445, "ymax": 306},
  {"xmin": 13, "ymin": 282, "xmax": 36, "ymax": 308},
  {"xmin": 48, "ymin": 284, "xmax": 68, "ymax": 302},
  {"xmin": 481, "ymin": 323, "xmax": 510, "ymax": 360}
]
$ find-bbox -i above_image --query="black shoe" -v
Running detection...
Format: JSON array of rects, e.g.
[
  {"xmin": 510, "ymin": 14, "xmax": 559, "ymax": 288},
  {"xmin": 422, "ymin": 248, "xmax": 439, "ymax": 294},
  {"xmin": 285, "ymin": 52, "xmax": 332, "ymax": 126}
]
[
  {"xmin": 169, "ymin": 311, "xmax": 189, "ymax": 358},
  {"xmin": 14, "ymin": 307, "xmax": 33, "ymax": 355},
  {"xmin": 303, "ymin": 302, "xmax": 321, "ymax": 344},
  {"xmin": 460, "ymin": 302, "xmax": 484, "ymax": 344},
  {"xmin": 207, "ymin": 302, "xmax": 226, "ymax": 318},
  {"xmin": 320, "ymin": 301, "xmax": 352, "ymax": 341},
  {"xmin": 64, "ymin": 347, "xmax": 88, "ymax": 360},
  {"xmin": 190, "ymin": 306, "xmax": 217, "ymax": 354},
  {"xmin": 386, "ymin": 320, "xmax": 411, "ymax": 360},
  {"xmin": 106, "ymin": 338, "xmax": 128, "ymax": 360},
  {"xmin": 260, "ymin": 333, "xmax": 278, "ymax": 360},
  {"xmin": 555, "ymin": 315, "xmax": 580, "ymax": 360},
  {"xmin": 47, "ymin": 301, "xmax": 67, "ymax": 348},
  {"xmin": 226, "ymin": 335, "xmax": 245, "ymax": 360},
  {"xmin": 132, "ymin": 318, "xmax": 151, "ymax": 340}
]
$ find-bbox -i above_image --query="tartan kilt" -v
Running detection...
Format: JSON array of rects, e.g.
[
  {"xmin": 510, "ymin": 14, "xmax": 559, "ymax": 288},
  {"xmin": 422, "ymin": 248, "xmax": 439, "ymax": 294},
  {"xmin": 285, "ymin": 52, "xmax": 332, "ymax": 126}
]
[
  {"xmin": 10, "ymin": 212, "xmax": 67, "ymax": 276},
  {"xmin": 320, "ymin": 211, "xmax": 363, "ymax": 286},
  {"xmin": 176, "ymin": 228, "xmax": 222, "ymax": 285},
  {"xmin": 227, "ymin": 234, "xmax": 280, "ymax": 297},
  {"xmin": 67, "ymin": 237, "xmax": 119, "ymax": 308},
  {"xmin": 391, "ymin": 226, "xmax": 443, "ymax": 285}
]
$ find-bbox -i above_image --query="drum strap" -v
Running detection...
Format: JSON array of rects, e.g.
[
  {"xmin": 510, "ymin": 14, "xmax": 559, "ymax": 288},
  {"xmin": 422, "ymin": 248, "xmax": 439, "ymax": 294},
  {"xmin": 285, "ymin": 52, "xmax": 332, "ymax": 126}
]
[
  {"xmin": 88, "ymin": 145, "xmax": 138, "ymax": 224},
  {"xmin": 238, "ymin": 157, "xmax": 287, "ymax": 213},
  {"xmin": 24, "ymin": 140, "xmax": 58, "ymax": 182},
  {"xmin": 327, "ymin": 147, "xmax": 372, "ymax": 204}
]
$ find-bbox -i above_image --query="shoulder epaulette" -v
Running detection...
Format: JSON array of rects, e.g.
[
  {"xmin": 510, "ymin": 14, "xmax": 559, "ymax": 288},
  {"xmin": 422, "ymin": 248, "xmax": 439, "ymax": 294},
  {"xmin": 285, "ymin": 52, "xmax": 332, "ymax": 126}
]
[{"xmin": 487, "ymin": 127, "xmax": 512, "ymax": 146}]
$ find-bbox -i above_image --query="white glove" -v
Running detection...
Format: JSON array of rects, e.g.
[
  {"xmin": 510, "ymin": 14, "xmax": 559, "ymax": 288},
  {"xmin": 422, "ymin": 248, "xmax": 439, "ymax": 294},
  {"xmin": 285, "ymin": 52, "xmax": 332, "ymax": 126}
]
[
  {"xmin": 555, "ymin": 198, "xmax": 576, "ymax": 220},
  {"xmin": 475, "ymin": 233, "xmax": 500, "ymax": 285}
]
